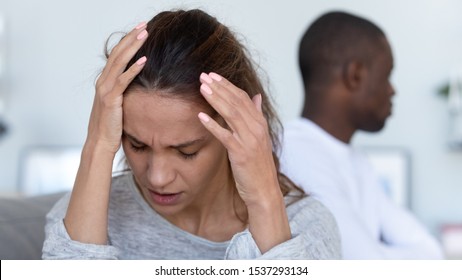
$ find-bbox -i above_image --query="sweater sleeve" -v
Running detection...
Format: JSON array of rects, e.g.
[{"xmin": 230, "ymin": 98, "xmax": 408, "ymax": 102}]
[
  {"xmin": 42, "ymin": 193, "xmax": 119, "ymax": 260},
  {"xmin": 224, "ymin": 198, "xmax": 341, "ymax": 260}
]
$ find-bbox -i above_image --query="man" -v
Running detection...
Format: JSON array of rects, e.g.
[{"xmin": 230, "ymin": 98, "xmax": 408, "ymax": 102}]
[{"xmin": 281, "ymin": 11, "xmax": 443, "ymax": 259}]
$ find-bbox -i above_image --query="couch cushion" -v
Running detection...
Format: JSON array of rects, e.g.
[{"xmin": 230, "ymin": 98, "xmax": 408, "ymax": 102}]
[{"xmin": 0, "ymin": 192, "xmax": 65, "ymax": 260}]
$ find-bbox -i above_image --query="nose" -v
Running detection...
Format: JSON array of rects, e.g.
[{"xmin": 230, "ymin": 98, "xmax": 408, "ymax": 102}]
[
  {"xmin": 147, "ymin": 155, "xmax": 176, "ymax": 189},
  {"xmin": 389, "ymin": 82, "xmax": 396, "ymax": 96}
]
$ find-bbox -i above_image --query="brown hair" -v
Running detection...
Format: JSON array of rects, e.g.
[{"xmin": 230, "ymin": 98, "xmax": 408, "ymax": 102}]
[{"xmin": 109, "ymin": 9, "xmax": 303, "ymax": 198}]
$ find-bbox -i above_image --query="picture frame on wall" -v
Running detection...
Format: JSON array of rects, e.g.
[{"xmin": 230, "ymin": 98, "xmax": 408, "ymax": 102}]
[{"xmin": 360, "ymin": 147, "xmax": 412, "ymax": 209}]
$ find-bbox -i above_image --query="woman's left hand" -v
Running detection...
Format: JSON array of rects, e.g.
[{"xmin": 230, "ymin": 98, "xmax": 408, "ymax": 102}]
[
  {"xmin": 198, "ymin": 72, "xmax": 291, "ymax": 253},
  {"xmin": 198, "ymin": 72, "xmax": 280, "ymax": 207}
]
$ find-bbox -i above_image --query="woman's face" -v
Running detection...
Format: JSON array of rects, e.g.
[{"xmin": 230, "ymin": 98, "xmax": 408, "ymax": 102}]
[{"xmin": 122, "ymin": 89, "xmax": 231, "ymax": 219}]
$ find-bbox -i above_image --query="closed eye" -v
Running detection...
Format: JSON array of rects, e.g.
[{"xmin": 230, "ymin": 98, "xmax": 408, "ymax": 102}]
[
  {"xmin": 123, "ymin": 131, "xmax": 148, "ymax": 153},
  {"xmin": 178, "ymin": 150, "xmax": 198, "ymax": 160},
  {"xmin": 130, "ymin": 143, "xmax": 147, "ymax": 153}
]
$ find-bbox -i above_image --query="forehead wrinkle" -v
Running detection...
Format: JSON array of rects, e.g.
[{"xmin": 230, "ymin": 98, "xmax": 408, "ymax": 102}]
[
  {"xmin": 123, "ymin": 92, "xmax": 212, "ymax": 150},
  {"xmin": 170, "ymin": 137, "xmax": 207, "ymax": 149},
  {"xmin": 124, "ymin": 129, "xmax": 209, "ymax": 152},
  {"xmin": 123, "ymin": 131, "xmax": 145, "ymax": 145}
]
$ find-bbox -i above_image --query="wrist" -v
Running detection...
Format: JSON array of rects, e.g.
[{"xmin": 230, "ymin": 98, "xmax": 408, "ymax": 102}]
[
  {"xmin": 244, "ymin": 183, "xmax": 285, "ymax": 211},
  {"xmin": 246, "ymin": 188, "xmax": 291, "ymax": 254},
  {"xmin": 83, "ymin": 138, "xmax": 119, "ymax": 158},
  {"xmin": 247, "ymin": 192, "xmax": 286, "ymax": 217}
]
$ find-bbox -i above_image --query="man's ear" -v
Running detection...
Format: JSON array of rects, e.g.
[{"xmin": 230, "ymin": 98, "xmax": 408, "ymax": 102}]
[{"xmin": 342, "ymin": 61, "xmax": 366, "ymax": 91}]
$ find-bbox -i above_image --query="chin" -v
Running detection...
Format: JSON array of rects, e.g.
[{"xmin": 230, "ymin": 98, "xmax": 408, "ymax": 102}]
[
  {"xmin": 148, "ymin": 199, "xmax": 184, "ymax": 217},
  {"xmin": 362, "ymin": 121, "xmax": 386, "ymax": 132}
]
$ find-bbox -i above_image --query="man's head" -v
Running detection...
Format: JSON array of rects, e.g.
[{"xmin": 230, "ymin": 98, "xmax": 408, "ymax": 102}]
[{"xmin": 299, "ymin": 11, "xmax": 395, "ymax": 141}]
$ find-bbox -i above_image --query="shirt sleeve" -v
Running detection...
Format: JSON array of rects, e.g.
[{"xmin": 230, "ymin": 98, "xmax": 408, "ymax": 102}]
[
  {"xmin": 318, "ymin": 191, "xmax": 393, "ymax": 259},
  {"xmin": 321, "ymin": 167, "xmax": 443, "ymax": 258},
  {"xmin": 224, "ymin": 199, "xmax": 341, "ymax": 260},
  {"xmin": 301, "ymin": 176, "xmax": 443, "ymax": 259},
  {"xmin": 377, "ymin": 187, "xmax": 444, "ymax": 259},
  {"xmin": 42, "ymin": 193, "xmax": 119, "ymax": 260}
]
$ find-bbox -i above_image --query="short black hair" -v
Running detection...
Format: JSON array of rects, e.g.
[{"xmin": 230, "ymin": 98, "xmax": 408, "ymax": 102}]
[{"xmin": 299, "ymin": 11, "xmax": 386, "ymax": 89}]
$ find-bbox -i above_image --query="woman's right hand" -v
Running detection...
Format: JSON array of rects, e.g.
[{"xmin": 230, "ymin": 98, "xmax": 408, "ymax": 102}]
[
  {"xmin": 86, "ymin": 22, "xmax": 149, "ymax": 154},
  {"xmin": 64, "ymin": 22, "xmax": 149, "ymax": 245}
]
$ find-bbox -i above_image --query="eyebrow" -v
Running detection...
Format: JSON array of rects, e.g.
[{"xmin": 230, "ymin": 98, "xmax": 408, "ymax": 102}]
[
  {"xmin": 123, "ymin": 131, "xmax": 145, "ymax": 145},
  {"xmin": 123, "ymin": 131, "xmax": 207, "ymax": 149},
  {"xmin": 171, "ymin": 138, "xmax": 207, "ymax": 149}
]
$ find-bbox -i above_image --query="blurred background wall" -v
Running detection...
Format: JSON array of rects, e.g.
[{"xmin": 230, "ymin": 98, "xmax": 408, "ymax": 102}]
[{"xmin": 0, "ymin": 0, "xmax": 461, "ymax": 239}]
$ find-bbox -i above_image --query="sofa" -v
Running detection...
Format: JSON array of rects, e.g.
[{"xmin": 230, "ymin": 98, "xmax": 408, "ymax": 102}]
[{"xmin": 0, "ymin": 192, "xmax": 65, "ymax": 260}]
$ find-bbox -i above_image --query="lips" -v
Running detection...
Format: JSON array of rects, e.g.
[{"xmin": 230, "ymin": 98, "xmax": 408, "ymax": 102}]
[
  {"xmin": 148, "ymin": 189, "xmax": 182, "ymax": 206},
  {"xmin": 388, "ymin": 101, "xmax": 393, "ymax": 115}
]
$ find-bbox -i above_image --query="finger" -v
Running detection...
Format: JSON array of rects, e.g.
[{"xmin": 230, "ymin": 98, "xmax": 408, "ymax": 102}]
[
  {"xmin": 199, "ymin": 81, "xmax": 250, "ymax": 139},
  {"xmin": 252, "ymin": 94, "xmax": 263, "ymax": 113},
  {"xmin": 203, "ymin": 73, "xmax": 263, "ymax": 121},
  {"xmin": 108, "ymin": 56, "xmax": 147, "ymax": 99},
  {"xmin": 104, "ymin": 28, "xmax": 148, "ymax": 83},
  {"xmin": 108, "ymin": 22, "xmax": 147, "ymax": 59},
  {"xmin": 197, "ymin": 112, "xmax": 240, "ymax": 151},
  {"xmin": 98, "ymin": 22, "xmax": 148, "ymax": 85},
  {"xmin": 199, "ymin": 73, "xmax": 264, "ymax": 138}
]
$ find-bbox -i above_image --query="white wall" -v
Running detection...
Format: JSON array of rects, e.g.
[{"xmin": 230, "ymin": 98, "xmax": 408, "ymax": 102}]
[{"xmin": 0, "ymin": 0, "xmax": 461, "ymax": 235}]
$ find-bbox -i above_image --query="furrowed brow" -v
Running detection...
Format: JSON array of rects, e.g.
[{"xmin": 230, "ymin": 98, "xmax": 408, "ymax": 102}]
[
  {"xmin": 123, "ymin": 131, "xmax": 146, "ymax": 145},
  {"xmin": 170, "ymin": 137, "xmax": 207, "ymax": 149},
  {"xmin": 123, "ymin": 131, "xmax": 207, "ymax": 148}
]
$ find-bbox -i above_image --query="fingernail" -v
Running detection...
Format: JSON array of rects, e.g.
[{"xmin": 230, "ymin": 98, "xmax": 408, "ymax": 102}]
[
  {"xmin": 136, "ymin": 56, "xmax": 147, "ymax": 65},
  {"xmin": 200, "ymin": 73, "xmax": 213, "ymax": 84},
  {"xmin": 209, "ymin": 72, "xmax": 222, "ymax": 81},
  {"xmin": 256, "ymin": 94, "xmax": 263, "ymax": 112},
  {"xmin": 135, "ymin": 22, "xmax": 147, "ymax": 30},
  {"xmin": 137, "ymin": 30, "xmax": 148, "ymax": 40},
  {"xmin": 200, "ymin": 84, "xmax": 213, "ymax": 95},
  {"xmin": 198, "ymin": 112, "xmax": 210, "ymax": 123}
]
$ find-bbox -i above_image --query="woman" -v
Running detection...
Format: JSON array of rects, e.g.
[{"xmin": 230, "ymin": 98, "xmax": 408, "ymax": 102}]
[{"xmin": 42, "ymin": 9, "xmax": 340, "ymax": 259}]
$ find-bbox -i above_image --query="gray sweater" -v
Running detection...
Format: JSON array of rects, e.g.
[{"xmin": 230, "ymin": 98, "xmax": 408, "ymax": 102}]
[{"xmin": 42, "ymin": 173, "xmax": 341, "ymax": 259}]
